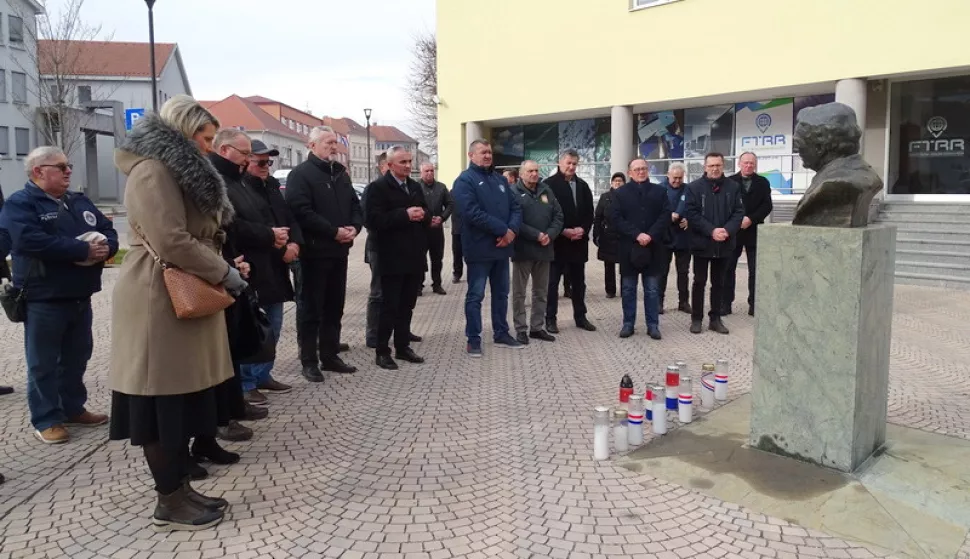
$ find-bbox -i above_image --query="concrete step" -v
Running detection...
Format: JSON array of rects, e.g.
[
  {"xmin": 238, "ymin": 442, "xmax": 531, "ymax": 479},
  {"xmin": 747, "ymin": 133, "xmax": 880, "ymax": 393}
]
[
  {"xmin": 893, "ymin": 271, "xmax": 970, "ymax": 290},
  {"xmin": 878, "ymin": 211, "xmax": 970, "ymax": 224},
  {"xmin": 895, "ymin": 260, "xmax": 970, "ymax": 280},
  {"xmin": 879, "ymin": 203, "xmax": 970, "ymax": 214},
  {"xmin": 895, "ymin": 249, "xmax": 970, "ymax": 266},
  {"xmin": 896, "ymin": 238, "xmax": 970, "ymax": 255},
  {"xmin": 881, "ymin": 221, "xmax": 970, "ymax": 233},
  {"xmin": 895, "ymin": 228, "xmax": 969, "ymax": 242}
]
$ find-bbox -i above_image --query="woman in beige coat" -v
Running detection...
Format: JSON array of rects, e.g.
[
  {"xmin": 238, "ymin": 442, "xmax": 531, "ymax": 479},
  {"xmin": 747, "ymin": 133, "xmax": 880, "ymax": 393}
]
[{"xmin": 109, "ymin": 95, "xmax": 248, "ymax": 532}]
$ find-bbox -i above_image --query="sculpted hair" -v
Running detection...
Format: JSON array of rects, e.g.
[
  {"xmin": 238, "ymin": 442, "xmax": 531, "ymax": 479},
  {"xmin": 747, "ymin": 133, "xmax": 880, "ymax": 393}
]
[
  {"xmin": 705, "ymin": 152, "xmax": 725, "ymax": 163},
  {"xmin": 308, "ymin": 126, "xmax": 336, "ymax": 144},
  {"xmin": 386, "ymin": 145, "xmax": 410, "ymax": 160},
  {"xmin": 213, "ymin": 128, "xmax": 249, "ymax": 150},
  {"xmin": 25, "ymin": 146, "xmax": 65, "ymax": 176},
  {"xmin": 628, "ymin": 157, "xmax": 647, "ymax": 170},
  {"xmin": 468, "ymin": 139, "xmax": 490, "ymax": 153},
  {"xmin": 159, "ymin": 94, "xmax": 219, "ymax": 139},
  {"xmin": 560, "ymin": 148, "xmax": 579, "ymax": 161},
  {"xmin": 668, "ymin": 162, "xmax": 687, "ymax": 174},
  {"xmin": 738, "ymin": 151, "xmax": 758, "ymax": 161}
]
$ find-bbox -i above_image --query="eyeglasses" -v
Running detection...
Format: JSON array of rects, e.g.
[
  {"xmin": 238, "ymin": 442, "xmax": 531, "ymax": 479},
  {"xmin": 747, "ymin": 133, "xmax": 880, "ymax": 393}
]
[
  {"xmin": 253, "ymin": 160, "xmax": 274, "ymax": 168},
  {"xmin": 226, "ymin": 144, "xmax": 253, "ymax": 157},
  {"xmin": 40, "ymin": 163, "xmax": 73, "ymax": 172}
]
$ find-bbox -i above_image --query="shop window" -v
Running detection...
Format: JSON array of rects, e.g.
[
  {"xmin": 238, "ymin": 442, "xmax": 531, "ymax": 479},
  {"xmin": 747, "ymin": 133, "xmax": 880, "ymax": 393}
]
[{"xmin": 888, "ymin": 75, "xmax": 970, "ymax": 195}]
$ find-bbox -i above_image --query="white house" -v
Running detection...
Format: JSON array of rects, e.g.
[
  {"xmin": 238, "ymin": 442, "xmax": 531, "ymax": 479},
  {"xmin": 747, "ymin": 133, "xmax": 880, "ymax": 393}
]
[{"xmin": 0, "ymin": 0, "xmax": 43, "ymax": 198}]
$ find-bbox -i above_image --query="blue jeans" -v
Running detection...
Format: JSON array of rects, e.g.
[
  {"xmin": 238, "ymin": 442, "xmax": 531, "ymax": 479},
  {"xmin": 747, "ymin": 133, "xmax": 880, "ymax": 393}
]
[
  {"xmin": 621, "ymin": 273, "xmax": 660, "ymax": 330},
  {"xmin": 25, "ymin": 299, "xmax": 94, "ymax": 430},
  {"xmin": 465, "ymin": 259, "xmax": 511, "ymax": 343},
  {"xmin": 239, "ymin": 302, "xmax": 284, "ymax": 391}
]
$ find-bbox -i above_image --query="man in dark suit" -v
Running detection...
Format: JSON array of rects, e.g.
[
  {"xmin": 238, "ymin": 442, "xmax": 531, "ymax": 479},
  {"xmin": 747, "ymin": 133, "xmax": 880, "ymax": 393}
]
[
  {"xmin": 608, "ymin": 158, "xmax": 671, "ymax": 340},
  {"xmin": 0, "ymin": 184, "xmax": 13, "ymax": 400},
  {"xmin": 724, "ymin": 151, "xmax": 774, "ymax": 316},
  {"xmin": 286, "ymin": 126, "xmax": 363, "ymax": 380},
  {"xmin": 543, "ymin": 149, "xmax": 596, "ymax": 333},
  {"xmin": 364, "ymin": 146, "xmax": 430, "ymax": 370}
]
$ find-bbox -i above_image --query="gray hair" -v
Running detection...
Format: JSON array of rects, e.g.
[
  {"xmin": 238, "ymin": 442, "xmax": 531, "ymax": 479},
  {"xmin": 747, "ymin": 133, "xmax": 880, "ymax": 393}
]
[
  {"xmin": 25, "ymin": 146, "xmax": 65, "ymax": 176},
  {"xmin": 308, "ymin": 126, "xmax": 335, "ymax": 144},
  {"xmin": 738, "ymin": 151, "xmax": 758, "ymax": 161},
  {"xmin": 559, "ymin": 148, "xmax": 580, "ymax": 161},
  {"xmin": 159, "ymin": 94, "xmax": 219, "ymax": 140},
  {"xmin": 386, "ymin": 145, "xmax": 410, "ymax": 160},
  {"xmin": 213, "ymin": 128, "xmax": 249, "ymax": 150},
  {"xmin": 419, "ymin": 162, "xmax": 435, "ymax": 171},
  {"xmin": 668, "ymin": 162, "xmax": 687, "ymax": 175},
  {"xmin": 468, "ymin": 139, "xmax": 490, "ymax": 153}
]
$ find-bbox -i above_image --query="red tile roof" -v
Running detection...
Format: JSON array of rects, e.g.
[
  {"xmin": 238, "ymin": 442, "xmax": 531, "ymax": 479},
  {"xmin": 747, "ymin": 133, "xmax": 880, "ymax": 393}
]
[
  {"xmin": 38, "ymin": 40, "xmax": 176, "ymax": 78},
  {"xmin": 200, "ymin": 95, "xmax": 305, "ymax": 142},
  {"xmin": 371, "ymin": 125, "xmax": 416, "ymax": 144}
]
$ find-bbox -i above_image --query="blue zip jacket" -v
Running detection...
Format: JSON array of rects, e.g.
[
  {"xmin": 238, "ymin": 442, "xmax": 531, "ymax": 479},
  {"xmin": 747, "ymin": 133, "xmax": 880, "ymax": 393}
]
[
  {"xmin": 663, "ymin": 179, "xmax": 689, "ymax": 251},
  {"xmin": 452, "ymin": 163, "xmax": 522, "ymax": 263},
  {"xmin": 0, "ymin": 181, "xmax": 118, "ymax": 301}
]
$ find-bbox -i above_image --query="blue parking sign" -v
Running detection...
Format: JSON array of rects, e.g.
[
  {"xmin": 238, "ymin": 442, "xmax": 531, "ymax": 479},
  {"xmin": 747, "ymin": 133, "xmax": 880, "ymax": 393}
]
[{"xmin": 125, "ymin": 108, "xmax": 145, "ymax": 131}]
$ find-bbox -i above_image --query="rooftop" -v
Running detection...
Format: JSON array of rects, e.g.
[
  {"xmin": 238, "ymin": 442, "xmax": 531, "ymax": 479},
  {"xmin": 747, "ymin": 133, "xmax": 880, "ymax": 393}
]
[{"xmin": 38, "ymin": 40, "xmax": 176, "ymax": 78}]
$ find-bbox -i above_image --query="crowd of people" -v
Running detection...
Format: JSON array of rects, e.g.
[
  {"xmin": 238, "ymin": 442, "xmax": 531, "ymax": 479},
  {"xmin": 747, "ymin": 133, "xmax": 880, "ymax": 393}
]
[{"xmin": 0, "ymin": 93, "xmax": 774, "ymax": 530}]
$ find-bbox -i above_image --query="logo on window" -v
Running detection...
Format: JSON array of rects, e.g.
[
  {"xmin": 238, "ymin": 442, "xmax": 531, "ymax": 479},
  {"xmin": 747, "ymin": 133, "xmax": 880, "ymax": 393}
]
[
  {"xmin": 755, "ymin": 113, "xmax": 772, "ymax": 134},
  {"xmin": 927, "ymin": 116, "xmax": 947, "ymax": 139}
]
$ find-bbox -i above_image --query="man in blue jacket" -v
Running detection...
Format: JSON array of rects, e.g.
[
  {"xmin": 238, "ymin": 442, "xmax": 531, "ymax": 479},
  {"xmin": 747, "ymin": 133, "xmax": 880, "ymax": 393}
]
[
  {"xmin": 452, "ymin": 139, "xmax": 523, "ymax": 357},
  {"xmin": 0, "ymin": 146, "xmax": 118, "ymax": 445},
  {"xmin": 659, "ymin": 163, "xmax": 692, "ymax": 315}
]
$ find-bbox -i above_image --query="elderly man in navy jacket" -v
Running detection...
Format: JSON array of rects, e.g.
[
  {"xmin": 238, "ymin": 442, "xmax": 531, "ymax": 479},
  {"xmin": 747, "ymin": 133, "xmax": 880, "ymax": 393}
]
[
  {"xmin": 0, "ymin": 146, "xmax": 118, "ymax": 445},
  {"xmin": 608, "ymin": 158, "xmax": 671, "ymax": 340},
  {"xmin": 452, "ymin": 139, "xmax": 523, "ymax": 357}
]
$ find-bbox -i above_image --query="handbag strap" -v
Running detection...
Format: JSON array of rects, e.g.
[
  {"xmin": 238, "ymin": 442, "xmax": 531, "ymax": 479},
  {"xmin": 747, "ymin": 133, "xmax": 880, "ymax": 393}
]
[{"xmin": 130, "ymin": 223, "xmax": 171, "ymax": 270}]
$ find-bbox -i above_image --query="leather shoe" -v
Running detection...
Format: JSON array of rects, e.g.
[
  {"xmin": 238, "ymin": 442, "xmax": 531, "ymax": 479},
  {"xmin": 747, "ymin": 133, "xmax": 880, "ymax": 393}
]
[
  {"xmin": 395, "ymin": 348, "xmax": 425, "ymax": 363},
  {"xmin": 301, "ymin": 364, "xmax": 324, "ymax": 383},
  {"xmin": 321, "ymin": 357, "xmax": 357, "ymax": 374},
  {"xmin": 648, "ymin": 328, "xmax": 662, "ymax": 340},
  {"xmin": 243, "ymin": 403, "xmax": 268, "ymax": 421},
  {"xmin": 376, "ymin": 354, "xmax": 398, "ymax": 370},
  {"xmin": 217, "ymin": 420, "xmax": 253, "ymax": 442},
  {"xmin": 709, "ymin": 319, "xmax": 730, "ymax": 335},
  {"xmin": 516, "ymin": 332, "xmax": 530, "ymax": 345},
  {"xmin": 679, "ymin": 302, "xmax": 692, "ymax": 314},
  {"xmin": 690, "ymin": 320, "xmax": 703, "ymax": 334},
  {"xmin": 576, "ymin": 318, "xmax": 597, "ymax": 332},
  {"xmin": 432, "ymin": 285, "xmax": 447, "ymax": 295},
  {"xmin": 748, "ymin": 305, "xmax": 755, "ymax": 316},
  {"xmin": 545, "ymin": 319, "xmax": 559, "ymax": 334},
  {"xmin": 452, "ymin": 275, "xmax": 461, "ymax": 284},
  {"xmin": 605, "ymin": 293, "xmax": 616, "ymax": 299},
  {"xmin": 619, "ymin": 326, "xmax": 634, "ymax": 338},
  {"xmin": 409, "ymin": 333, "xmax": 423, "ymax": 342},
  {"xmin": 0, "ymin": 386, "xmax": 13, "ymax": 396},
  {"xmin": 529, "ymin": 330, "xmax": 555, "ymax": 342},
  {"xmin": 338, "ymin": 343, "xmax": 350, "ymax": 353}
]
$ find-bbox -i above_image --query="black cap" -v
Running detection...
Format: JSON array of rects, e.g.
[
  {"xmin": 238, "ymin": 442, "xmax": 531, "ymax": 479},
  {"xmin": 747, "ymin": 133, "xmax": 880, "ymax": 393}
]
[{"xmin": 251, "ymin": 139, "xmax": 280, "ymax": 156}]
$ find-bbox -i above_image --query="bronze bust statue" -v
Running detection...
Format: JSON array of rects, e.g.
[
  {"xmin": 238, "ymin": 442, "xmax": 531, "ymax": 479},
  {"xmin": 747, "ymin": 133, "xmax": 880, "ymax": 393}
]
[{"xmin": 791, "ymin": 102, "xmax": 883, "ymax": 227}]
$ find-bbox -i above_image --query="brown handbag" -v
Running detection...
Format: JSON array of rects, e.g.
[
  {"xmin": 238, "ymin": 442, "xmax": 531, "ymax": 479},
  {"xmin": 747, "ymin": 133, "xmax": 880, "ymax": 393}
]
[{"xmin": 135, "ymin": 230, "xmax": 235, "ymax": 320}]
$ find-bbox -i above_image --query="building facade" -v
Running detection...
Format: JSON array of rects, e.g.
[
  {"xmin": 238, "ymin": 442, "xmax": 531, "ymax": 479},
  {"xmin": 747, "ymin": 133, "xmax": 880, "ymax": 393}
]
[
  {"xmin": 0, "ymin": 0, "xmax": 43, "ymax": 198},
  {"xmin": 323, "ymin": 116, "xmax": 372, "ymax": 185},
  {"xmin": 202, "ymin": 95, "xmax": 311, "ymax": 170}
]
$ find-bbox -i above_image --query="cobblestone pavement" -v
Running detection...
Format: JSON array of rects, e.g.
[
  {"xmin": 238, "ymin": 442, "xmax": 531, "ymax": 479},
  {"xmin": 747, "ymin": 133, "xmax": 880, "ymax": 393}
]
[{"xmin": 1, "ymin": 239, "xmax": 970, "ymax": 559}]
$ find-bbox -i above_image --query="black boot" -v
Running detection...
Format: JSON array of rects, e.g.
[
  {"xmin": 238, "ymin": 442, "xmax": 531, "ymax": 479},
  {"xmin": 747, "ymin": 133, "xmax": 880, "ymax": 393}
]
[
  {"xmin": 192, "ymin": 437, "xmax": 240, "ymax": 465},
  {"xmin": 709, "ymin": 318, "xmax": 730, "ymax": 335},
  {"xmin": 153, "ymin": 485, "xmax": 224, "ymax": 532},
  {"xmin": 183, "ymin": 481, "xmax": 229, "ymax": 511}
]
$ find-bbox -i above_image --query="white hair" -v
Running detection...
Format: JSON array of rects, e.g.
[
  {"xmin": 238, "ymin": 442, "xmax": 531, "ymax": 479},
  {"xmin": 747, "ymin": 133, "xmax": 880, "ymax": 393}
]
[
  {"xmin": 308, "ymin": 126, "xmax": 335, "ymax": 144},
  {"xmin": 386, "ymin": 145, "xmax": 410, "ymax": 160},
  {"xmin": 25, "ymin": 146, "xmax": 65, "ymax": 176},
  {"xmin": 213, "ymin": 128, "xmax": 249, "ymax": 150},
  {"xmin": 668, "ymin": 162, "xmax": 687, "ymax": 174}
]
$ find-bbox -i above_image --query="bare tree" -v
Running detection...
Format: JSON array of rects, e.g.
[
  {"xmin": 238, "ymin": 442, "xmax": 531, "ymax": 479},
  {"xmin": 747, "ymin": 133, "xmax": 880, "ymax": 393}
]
[
  {"xmin": 11, "ymin": 0, "xmax": 118, "ymax": 157},
  {"xmin": 405, "ymin": 33, "xmax": 437, "ymax": 159}
]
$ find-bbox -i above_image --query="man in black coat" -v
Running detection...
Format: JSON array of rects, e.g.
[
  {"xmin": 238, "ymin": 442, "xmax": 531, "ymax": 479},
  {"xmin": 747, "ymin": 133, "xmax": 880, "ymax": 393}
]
[
  {"xmin": 725, "ymin": 151, "xmax": 774, "ymax": 316},
  {"xmin": 228, "ymin": 139, "xmax": 304, "ymax": 403},
  {"xmin": 286, "ymin": 126, "xmax": 363, "ymax": 380},
  {"xmin": 684, "ymin": 152, "xmax": 745, "ymax": 335},
  {"xmin": 608, "ymin": 158, "xmax": 671, "ymax": 340},
  {"xmin": 543, "ymin": 149, "xmax": 596, "ymax": 333},
  {"xmin": 418, "ymin": 162, "xmax": 454, "ymax": 295},
  {"xmin": 0, "ymin": 183, "xmax": 12, "ymax": 401},
  {"xmin": 365, "ymin": 146, "xmax": 430, "ymax": 370}
]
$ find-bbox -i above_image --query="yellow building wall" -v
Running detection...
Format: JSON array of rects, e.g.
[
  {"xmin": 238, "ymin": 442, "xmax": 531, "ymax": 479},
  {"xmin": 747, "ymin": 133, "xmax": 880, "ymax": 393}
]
[{"xmin": 437, "ymin": 0, "xmax": 970, "ymax": 182}]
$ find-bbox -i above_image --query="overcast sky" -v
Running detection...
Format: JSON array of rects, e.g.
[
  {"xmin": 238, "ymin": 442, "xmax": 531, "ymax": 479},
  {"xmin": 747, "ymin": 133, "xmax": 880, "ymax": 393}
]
[{"xmin": 44, "ymin": 0, "xmax": 436, "ymax": 135}]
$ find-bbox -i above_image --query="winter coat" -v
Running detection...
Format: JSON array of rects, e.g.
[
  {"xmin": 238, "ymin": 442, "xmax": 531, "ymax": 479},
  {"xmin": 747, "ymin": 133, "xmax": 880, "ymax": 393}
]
[
  {"xmin": 608, "ymin": 180, "xmax": 671, "ymax": 276},
  {"xmin": 728, "ymin": 172, "xmax": 774, "ymax": 246},
  {"xmin": 0, "ymin": 181, "xmax": 118, "ymax": 301},
  {"xmin": 593, "ymin": 190, "xmax": 620, "ymax": 263},
  {"xmin": 663, "ymin": 179, "xmax": 689, "ymax": 252},
  {"xmin": 364, "ymin": 171, "xmax": 430, "ymax": 275},
  {"xmin": 511, "ymin": 181, "xmax": 563, "ymax": 263},
  {"xmin": 543, "ymin": 171, "xmax": 594, "ymax": 264},
  {"xmin": 684, "ymin": 175, "xmax": 745, "ymax": 259},
  {"xmin": 452, "ymin": 163, "xmax": 522, "ymax": 263},
  {"xmin": 109, "ymin": 113, "xmax": 235, "ymax": 397},
  {"xmin": 420, "ymin": 179, "xmax": 454, "ymax": 222},
  {"xmin": 285, "ymin": 153, "xmax": 363, "ymax": 260}
]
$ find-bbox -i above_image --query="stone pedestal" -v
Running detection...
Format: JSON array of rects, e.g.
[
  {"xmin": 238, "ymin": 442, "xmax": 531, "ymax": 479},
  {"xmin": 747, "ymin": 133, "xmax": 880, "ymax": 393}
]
[{"xmin": 749, "ymin": 224, "xmax": 896, "ymax": 472}]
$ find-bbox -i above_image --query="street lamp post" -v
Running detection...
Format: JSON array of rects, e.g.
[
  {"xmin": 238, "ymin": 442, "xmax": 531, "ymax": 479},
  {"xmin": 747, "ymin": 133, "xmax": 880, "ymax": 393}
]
[
  {"xmin": 145, "ymin": 0, "xmax": 158, "ymax": 112},
  {"xmin": 364, "ymin": 108, "xmax": 372, "ymax": 182}
]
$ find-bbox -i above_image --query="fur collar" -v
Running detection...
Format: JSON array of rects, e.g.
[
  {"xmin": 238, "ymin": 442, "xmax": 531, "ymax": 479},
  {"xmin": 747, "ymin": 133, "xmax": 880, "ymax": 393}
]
[{"xmin": 119, "ymin": 114, "xmax": 234, "ymax": 224}]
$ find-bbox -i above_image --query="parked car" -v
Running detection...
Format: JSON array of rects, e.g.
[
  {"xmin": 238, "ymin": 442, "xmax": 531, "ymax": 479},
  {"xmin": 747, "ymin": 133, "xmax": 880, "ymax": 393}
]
[
  {"xmin": 273, "ymin": 169, "xmax": 291, "ymax": 195},
  {"xmin": 352, "ymin": 183, "xmax": 366, "ymax": 199}
]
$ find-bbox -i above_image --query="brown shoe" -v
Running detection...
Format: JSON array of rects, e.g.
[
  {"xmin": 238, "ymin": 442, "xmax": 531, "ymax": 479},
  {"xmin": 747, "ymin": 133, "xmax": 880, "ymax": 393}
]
[
  {"xmin": 66, "ymin": 411, "xmax": 108, "ymax": 426},
  {"xmin": 243, "ymin": 389, "xmax": 268, "ymax": 406},
  {"xmin": 257, "ymin": 379, "xmax": 292, "ymax": 393},
  {"xmin": 35, "ymin": 425, "xmax": 69, "ymax": 444}
]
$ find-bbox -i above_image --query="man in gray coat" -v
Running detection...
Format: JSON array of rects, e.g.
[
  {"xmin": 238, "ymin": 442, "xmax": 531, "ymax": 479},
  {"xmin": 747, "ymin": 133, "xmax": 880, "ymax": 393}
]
[
  {"xmin": 419, "ymin": 162, "xmax": 454, "ymax": 295},
  {"xmin": 511, "ymin": 160, "xmax": 564, "ymax": 344}
]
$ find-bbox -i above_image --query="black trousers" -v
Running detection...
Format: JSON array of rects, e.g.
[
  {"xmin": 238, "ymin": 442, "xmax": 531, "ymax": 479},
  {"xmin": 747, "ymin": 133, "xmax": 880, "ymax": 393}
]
[
  {"xmin": 547, "ymin": 261, "xmax": 587, "ymax": 322},
  {"xmin": 603, "ymin": 261, "xmax": 616, "ymax": 296},
  {"xmin": 297, "ymin": 257, "xmax": 348, "ymax": 365},
  {"xmin": 377, "ymin": 273, "xmax": 422, "ymax": 356},
  {"xmin": 724, "ymin": 232, "xmax": 757, "ymax": 308},
  {"xmin": 425, "ymin": 228, "xmax": 446, "ymax": 287},
  {"xmin": 452, "ymin": 234, "xmax": 464, "ymax": 279},
  {"xmin": 691, "ymin": 256, "xmax": 727, "ymax": 321},
  {"xmin": 659, "ymin": 249, "xmax": 691, "ymax": 305}
]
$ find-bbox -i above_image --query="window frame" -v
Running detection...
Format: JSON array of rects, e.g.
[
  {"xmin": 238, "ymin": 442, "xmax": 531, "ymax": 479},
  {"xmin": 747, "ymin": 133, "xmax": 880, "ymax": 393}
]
[
  {"xmin": 0, "ymin": 126, "xmax": 9, "ymax": 156},
  {"xmin": 14, "ymin": 127, "xmax": 29, "ymax": 157},
  {"xmin": 8, "ymin": 14, "xmax": 23, "ymax": 44},
  {"xmin": 11, "ymin": 71, "xmax": 26, "ymax": 104}
]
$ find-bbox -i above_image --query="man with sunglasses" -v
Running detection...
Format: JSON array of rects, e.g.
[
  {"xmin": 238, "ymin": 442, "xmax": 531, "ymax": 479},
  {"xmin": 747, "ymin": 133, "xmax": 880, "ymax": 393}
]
[
  {"xmin": 0, "ymin": 146, "xmax": 118, "ymax": 444},
  {"xmin": 229, "ymin": 139, "xmax": 304, "ymax": 405}
]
